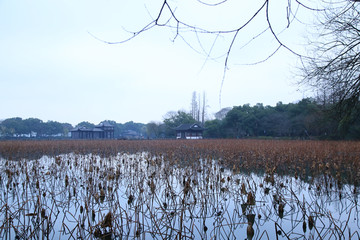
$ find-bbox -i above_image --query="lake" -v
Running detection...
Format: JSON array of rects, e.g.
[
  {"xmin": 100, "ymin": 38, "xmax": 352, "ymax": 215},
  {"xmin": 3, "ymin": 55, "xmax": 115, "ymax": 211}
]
[{"xmin": 1, "ymin": 149, "xmax": 359, "ymax": 239}]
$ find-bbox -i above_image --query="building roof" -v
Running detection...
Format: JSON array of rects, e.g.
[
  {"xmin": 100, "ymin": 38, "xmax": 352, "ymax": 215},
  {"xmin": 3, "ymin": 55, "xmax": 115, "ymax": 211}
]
[
  {"xmin": 174, "ymin": 123, "xmax": 205, "ymax": 131},
  {"xmin": 96, "ymin": 121, "xmax": 114, "ymax": 128},
  {"xmin": 70, "ymin": 126, "xmax": 95, "ymax": 132},
  {"xmin": 71, "ymin": 121, "xmax": 114, "ymax": 132}
]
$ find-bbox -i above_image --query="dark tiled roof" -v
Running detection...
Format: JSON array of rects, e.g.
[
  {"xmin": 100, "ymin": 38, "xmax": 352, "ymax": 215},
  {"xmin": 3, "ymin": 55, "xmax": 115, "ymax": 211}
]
[
  {"xmin": 71, "ymin": 121, "xmax": 114, "ymax": 132},
  {"xmin": 70, "ymin": 126, "xmax": 94, "ymax": 132},
  {"xmin": 70, "ymin": 126, "xmax": 104, "ymax": 132},
  {"xmin": 174, "ymin": 123, "xmax": 204, "ymax": 131},
  {"xmin": 96, "ymin": 121, "xmax": 114, "ymax": 128}
]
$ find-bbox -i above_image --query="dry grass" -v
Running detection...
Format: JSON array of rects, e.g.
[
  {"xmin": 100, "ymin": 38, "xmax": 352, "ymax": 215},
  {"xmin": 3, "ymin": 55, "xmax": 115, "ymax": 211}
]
[{"xmin": 1, "ymin": 139, "xmax": 359, "ymax": 184}]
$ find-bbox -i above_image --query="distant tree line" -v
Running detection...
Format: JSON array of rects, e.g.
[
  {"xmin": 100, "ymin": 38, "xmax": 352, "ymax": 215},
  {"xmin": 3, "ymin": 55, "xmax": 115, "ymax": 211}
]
[
  {"xmin": 1, "ymin": 98, "xmax": 359, "ymax": 140},
  {"xmin": 205, "ymin": 98, "xmax": 360, "ymax": 140},
  {"xmin": 0, "ymin": 118, "xmax": 73, "ymax": 138},
  {"xmin": 146, "ymin": 97, "xmax": 360, "ymax": 140},
  {"xmin": 0, "ymin": 118, "xmax": 148, "ymax": 139}
]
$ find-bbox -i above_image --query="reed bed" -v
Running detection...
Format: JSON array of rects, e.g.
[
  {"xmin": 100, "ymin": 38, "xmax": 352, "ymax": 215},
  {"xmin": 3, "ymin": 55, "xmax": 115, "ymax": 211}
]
[
  {"xmin": 1, "ymin": 139, "xmax": 359, "ymax": 185},
  {"xmin": 0, "ymin": 139, "xmax": 359, "ymax": 239}
]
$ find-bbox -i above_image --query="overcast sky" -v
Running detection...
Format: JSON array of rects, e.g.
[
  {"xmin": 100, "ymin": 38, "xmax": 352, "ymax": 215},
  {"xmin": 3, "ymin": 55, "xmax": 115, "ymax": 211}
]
[{"xmin": 0, "ymin": 0, "xmax": 317, "ymax": 126}]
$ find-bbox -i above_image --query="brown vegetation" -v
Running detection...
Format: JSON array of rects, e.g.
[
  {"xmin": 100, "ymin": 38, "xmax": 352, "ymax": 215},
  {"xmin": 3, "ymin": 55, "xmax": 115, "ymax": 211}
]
[{"xmin": 0, "ymin": 139, "xmax": 359, "ymax": 185}]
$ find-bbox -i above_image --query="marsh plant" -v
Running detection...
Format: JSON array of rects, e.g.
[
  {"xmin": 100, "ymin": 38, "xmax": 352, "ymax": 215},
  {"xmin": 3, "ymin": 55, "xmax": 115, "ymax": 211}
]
[{"xmin": 0, "ymin": 140, "xmax": 360, "ymax": 239}]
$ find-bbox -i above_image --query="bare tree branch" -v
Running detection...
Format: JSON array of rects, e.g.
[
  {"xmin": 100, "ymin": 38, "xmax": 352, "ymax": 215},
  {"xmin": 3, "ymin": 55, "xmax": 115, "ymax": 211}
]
[
  {"xmin": 265, "ymin": 0, "xmax": 302, "ymax": 57},
  {"xmin": 301, "ymin": 1, "xmax": 360, "ymax": 125},
  {"xmin": 219, "ymin": 0, "xmax": 269, "ymax": 107},
  {"xmin": 88, "ymin": 0, "xmax": 331, "ymax": 107},
  {"xmin": 196, "ymin": 0, "xmax": 229, "ymax": 7}
]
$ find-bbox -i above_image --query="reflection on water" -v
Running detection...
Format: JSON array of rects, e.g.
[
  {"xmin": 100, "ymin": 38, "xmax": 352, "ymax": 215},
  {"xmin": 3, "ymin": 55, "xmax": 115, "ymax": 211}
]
[{"xmin": 0, "ymin": 153, "xmax": 359, "ymax": 239}]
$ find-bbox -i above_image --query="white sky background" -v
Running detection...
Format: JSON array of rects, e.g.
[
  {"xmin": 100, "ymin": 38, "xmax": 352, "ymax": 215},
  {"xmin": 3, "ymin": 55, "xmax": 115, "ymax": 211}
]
[{"xmin": 0, "ymin": 0, "xmax": 317, "ymax": 126}]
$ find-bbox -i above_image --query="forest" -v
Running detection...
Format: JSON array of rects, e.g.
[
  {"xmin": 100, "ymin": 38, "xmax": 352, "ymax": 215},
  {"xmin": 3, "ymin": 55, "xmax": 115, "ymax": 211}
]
[
  {"xmin": 205, "ymin": 98, "xmax": 360, "ymax": 140},
  {"xmin": 1, "ymin": 98, "xmax": 360, "ymax": 140}
]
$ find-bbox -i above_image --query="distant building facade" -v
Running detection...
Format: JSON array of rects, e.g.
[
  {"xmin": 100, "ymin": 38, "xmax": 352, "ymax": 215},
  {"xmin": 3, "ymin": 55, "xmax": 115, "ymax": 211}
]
[
  {"xmin": 70, "ymin": 121, "xmax": 114, "ymax": 139},
  {"xmin": 174, "ymin": 123, "xmax": 204, "ymax": 139}
]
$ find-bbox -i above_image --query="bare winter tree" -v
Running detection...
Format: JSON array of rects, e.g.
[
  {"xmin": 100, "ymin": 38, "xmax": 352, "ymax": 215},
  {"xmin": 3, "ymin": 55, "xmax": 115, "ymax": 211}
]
[
  {"xmin": 301, "ymin": 1, "xmax": 360, "ymax": 130},
  {"xmin": 197, "ymin": 93, "xmax": 201, "ymax": 122},
  {"xmin": 190, "ymin": 91, "xmax": 208, "ymax": 125},
  {"xmin": 107, "ymin": 0, "xmax": 317, "ymax": 52},
  {"xmin": 191, "ymin": 91, "xmax": 198, "ymax": 120},
  {"xmin": 215, "ymin": 107, "xmax": 232, "ymax": 120},
  {"xmin": 202, "ymin": 91, "xmax": 206, "ymax": 126}
]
